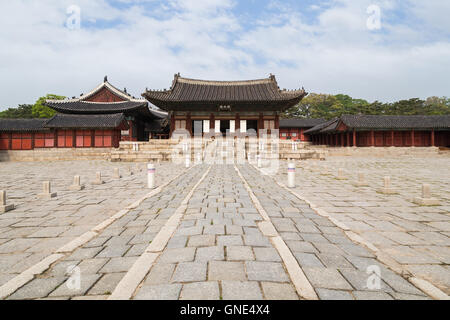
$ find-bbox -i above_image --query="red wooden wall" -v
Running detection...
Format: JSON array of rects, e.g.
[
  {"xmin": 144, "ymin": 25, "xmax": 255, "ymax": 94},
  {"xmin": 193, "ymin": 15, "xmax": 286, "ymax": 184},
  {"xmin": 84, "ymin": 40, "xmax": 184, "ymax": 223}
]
[{"xmin": 0, "ymin": 129, "xmax": 121, "ymax": 150}]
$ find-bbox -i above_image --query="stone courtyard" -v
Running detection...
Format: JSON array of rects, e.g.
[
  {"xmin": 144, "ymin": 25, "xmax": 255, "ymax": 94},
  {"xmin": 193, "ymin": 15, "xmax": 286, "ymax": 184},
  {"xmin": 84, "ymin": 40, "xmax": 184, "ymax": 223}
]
[{"xmin": 0, "ymin": 155, "xmax": 448, "ymax": 300}]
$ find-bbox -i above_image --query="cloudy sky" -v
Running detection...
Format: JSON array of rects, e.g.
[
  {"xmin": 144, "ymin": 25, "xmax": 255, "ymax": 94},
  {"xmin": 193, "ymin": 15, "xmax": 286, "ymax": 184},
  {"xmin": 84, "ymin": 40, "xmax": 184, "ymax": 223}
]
[{"xmin": 0, "ymin": 0, "xmax": 449, "ymax": 109}]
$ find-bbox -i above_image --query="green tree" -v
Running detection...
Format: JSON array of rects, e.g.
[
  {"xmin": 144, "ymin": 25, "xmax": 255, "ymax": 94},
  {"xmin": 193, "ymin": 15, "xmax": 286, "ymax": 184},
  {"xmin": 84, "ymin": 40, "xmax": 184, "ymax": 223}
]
[
  {"xmin": 0, "ymin": 104, "xmax": 34, "ymax": 118},
  {"xmin": 32, "ymin": 94, "xmax": 65, "ymax": 118}
]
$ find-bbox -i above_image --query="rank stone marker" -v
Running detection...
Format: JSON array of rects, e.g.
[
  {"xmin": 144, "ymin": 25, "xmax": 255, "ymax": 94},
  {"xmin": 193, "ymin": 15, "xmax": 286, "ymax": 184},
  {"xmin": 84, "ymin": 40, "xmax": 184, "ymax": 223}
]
[
  {"xmin": 92, "ymin": 172, "xmax": 104, "ymax": 185},
  {"xmin": 113, "ymin": 168, "xmax": 121, "ymax": 179},
  {"xmin": 378, "ymin": 176, "xmax": 398, "ymax": 195},
  {"xmin": 353, "ymin": 172, "xmax": 369, "ymax": 187},
  {"xmin": 413, "ymin": 184, "xmax": 440, "ymax": 206},
  {"xmin": 0, "ymin": 190, "xmax": 15, "ymax": 213},
  {"xmin": 69, "ymin": 175, "xmax": 85, "ymax": 191},
  {"xmin": 288, "ymin": 163, "xmax": 296, "ymax": 188},
  {"xmin": 38, "ymin": 181, "xmax": 57, "ymax": 199},
  {"xmin": 336, "ymin": 168, "xmax": 347, "ymax": 180}
]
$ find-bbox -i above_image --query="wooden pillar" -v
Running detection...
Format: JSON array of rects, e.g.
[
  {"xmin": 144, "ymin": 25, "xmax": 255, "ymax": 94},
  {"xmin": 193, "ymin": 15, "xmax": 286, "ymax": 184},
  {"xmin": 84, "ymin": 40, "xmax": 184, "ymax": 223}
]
[
  {"xmin": 91, "ymin": 130, "xmax": 95, "ymax": 148},
  {"xmin": 169, "ymin": 113, "xmax": 175, "ymax": 138},
  {"xmin": 335, "ymin": 134, "xmax": 338, "ymax": 146},
  {"xmin": 341, "ymin": 133, "xmax": 344, "ymax": 147},
  {"xmin": 186, "ymin": 112, "xmax": 192, "ymax": 137},
  {"xmin": 391, "ymin": 131, "xmax": 394, "ymax": 146},
  {"xmin": 411, "ymin": 130, "xmax": 415, "ymax": 147},
  {"xmin": 371, "ymin": 130, "xmax": 375, "ymax": 146},
  {"xmin": 210, "ymin": 114, "xmax": 215, "ymax": 131},
  {"xmin": 8, "ymin": 132, "xmax": 12, "ymax": 150},
  {"xmin": 54, "ymin": 130, "xmax": 59, "ymax": 148},
  {"xmin": 275, "ymin": 114, "xmax": 280, "ymax": 130},
  {"xmin": 235, "ymin": 114, "xmax": 240, "ymax": 131},
  {"xmin": 347, "ymin": 132, "xmax": 350, "ymax": 147},
  {"xmin": 353, "ymin": 129, "xmax": 357, "ymax": 147},
  {"xmin": 431, "ymin": 129, "xmax": 435, "ymax": 147},
  {"xmin": 31, "ymin": 132, "xmax": 35, "ymax": 150}
]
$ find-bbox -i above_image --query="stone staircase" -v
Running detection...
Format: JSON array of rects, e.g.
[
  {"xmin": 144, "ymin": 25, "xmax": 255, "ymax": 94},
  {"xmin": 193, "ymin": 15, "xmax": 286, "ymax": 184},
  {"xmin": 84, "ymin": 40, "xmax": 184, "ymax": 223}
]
[{"xmin": 110, "ymin": 139, "xmax": 328, "ymax": 162}]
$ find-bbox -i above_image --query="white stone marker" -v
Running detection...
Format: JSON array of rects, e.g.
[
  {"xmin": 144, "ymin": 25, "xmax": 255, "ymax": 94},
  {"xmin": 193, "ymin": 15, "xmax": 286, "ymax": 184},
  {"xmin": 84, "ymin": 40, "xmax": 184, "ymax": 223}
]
[
  {"xmin": 1, "ymin": 190, "xmax": 15, "ymax": 213},
  {"xmin": 92, "ymin": 172, "xmax": 104, "ymax": 185},
  {"xmin": 69, "ymin": 176, "xmax": 85, "ymax": 191},
  {"xmin": 321, "ymin": 165, "xmax": 329, "ymax": 176},
  {"xmin": 413, "ymin": 184, "xmax": 440, "ymax": 206},
  {"xmin": 257, "ymin": 155, "xmax": 262, "ymax": 168},
  {"xmin": 185, "ymin": 155, "xmax": 190, "ymax": 168},
  {"xmin": 354, "ymin": 173, "xmax": 368, "ymax": 187},
  {"xmin": 147, "ymin": 164, "xmax": 156, "ymax": 189},
  {"xmin": 288, "ymin": 163, "xmax": 296, "ymax": 188},
  {"xmin": 336, "ymin": 168, "xmax": 347, "ymax": 180},
  {"xmin": 113, "ymin": 168, "xmax": 121, "ymax": 179},
  {"xmin": 38, "ymin": 181, "xmax": 57, "ymax": 199},
  {"xmin": 378, "ymin": 176, "xmax": 397, "ymax": 194}
]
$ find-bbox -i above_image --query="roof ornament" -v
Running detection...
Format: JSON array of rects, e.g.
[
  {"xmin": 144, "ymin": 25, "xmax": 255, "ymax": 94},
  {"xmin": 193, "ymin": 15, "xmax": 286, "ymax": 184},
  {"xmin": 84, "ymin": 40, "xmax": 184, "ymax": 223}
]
[
  {"xmin": 124, "ymin": 88, "xmax": 127, "ymax": 93},
  {"xmin": 104, "ymin": 75, "xmax": 108, "ymax": 83}
]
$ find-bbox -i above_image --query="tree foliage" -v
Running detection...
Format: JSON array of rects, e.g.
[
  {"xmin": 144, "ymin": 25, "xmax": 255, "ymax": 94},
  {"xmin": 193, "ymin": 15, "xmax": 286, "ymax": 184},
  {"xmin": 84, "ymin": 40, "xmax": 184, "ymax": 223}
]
[
  {"xmin": 282, "ymin": 94, "xmax": 450, "ymax": 119},
  {"xmin": 0, "ymin": 104, "xmax": 34, "ymax": 118},
  {"xmin": 31, "ymin": 94, "xmax": 65, "ymax": 118}
]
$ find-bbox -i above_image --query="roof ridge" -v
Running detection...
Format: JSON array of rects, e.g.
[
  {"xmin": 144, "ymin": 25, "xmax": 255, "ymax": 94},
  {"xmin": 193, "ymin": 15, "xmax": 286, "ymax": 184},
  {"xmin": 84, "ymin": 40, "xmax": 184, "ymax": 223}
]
[{"xmin": 176, "ymin": 76, "xmax": 274, "ymax": 86}]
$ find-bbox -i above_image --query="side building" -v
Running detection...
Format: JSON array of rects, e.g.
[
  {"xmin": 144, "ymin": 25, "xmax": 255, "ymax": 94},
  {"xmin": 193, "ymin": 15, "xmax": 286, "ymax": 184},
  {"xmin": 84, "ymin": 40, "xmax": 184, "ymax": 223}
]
[
  {"xmin": 305, "ymin": 115, "xmax": 450, "ymax": 147},
  {"xmin": 0, "ymin": 77, "xmax": 168, "ymax": 150}
]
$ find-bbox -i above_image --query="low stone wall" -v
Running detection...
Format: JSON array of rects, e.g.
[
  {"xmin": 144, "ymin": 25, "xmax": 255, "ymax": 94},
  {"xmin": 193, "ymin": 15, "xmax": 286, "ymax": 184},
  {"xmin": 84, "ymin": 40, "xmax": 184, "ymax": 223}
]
[
  {"xmin": 0, "ymin": 148, "xmax": 112, "ymax": 162},
  {"xmin": 317, "ymin": 146, "xmax": 443, "ymax": 157}
]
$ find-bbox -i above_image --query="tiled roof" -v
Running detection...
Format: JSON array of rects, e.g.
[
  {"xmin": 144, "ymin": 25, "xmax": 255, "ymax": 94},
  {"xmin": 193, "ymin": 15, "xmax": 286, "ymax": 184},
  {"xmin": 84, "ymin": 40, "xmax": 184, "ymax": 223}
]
[
  {"xmin": 340, "ymin": 114, "xmax": 450, "ymax": 130},
  {"xmin": 0, "ymin": 119, "xmax": 48, "ymax": 132},
  {"xmin": 304, "ymin": 118, "xmax": 339, "ymax": 134},
  {"xmin": 305, "ymin": 115, "xmax": 450, "ymax": 134},
  {"xmin": 143, "ymin": 74, "xmax": 307, "ymax": 111},
  {"xmin": 44, "ymin": 101, "xmax": 148, "ymax": 115},
  {"xmin": 44, "ymin": 77, "xmax": 151, "ymax": 117},
  {"xmin": 280, "ymin": 118, "xmax": 326, "ymax": 128},
  {"xmin": 45, "ymin": 114, "xmax": 128, "ymax": 129}
]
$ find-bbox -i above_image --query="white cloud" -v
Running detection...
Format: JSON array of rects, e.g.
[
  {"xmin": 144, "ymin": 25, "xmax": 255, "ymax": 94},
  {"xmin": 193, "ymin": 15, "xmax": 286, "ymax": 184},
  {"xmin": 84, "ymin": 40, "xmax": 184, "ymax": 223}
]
[{"xmin": 0, "ymin": 0, "xmax": 448, "ymax": 109}]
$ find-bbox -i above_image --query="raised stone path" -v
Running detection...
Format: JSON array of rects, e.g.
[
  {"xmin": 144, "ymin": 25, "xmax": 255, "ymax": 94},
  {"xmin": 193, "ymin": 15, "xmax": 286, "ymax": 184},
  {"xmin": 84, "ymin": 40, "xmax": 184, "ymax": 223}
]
[{"xmin": 0, "ymin": 159, "xmax": 448, "ymax": 300}]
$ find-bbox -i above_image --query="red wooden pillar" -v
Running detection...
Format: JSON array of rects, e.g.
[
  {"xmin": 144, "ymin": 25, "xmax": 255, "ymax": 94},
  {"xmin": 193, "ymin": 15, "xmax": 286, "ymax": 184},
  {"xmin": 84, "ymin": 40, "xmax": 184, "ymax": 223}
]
[
  {"xmin": 431, "ymin": 129, "xmax": 435, "ymax": 147},
  {"xmin": 411, "ymin": 130, "xmax": 415, "ymax": 147},
  {"xmin": 8, "ymin": 132, "xmax": 12, "ymax": 150},
  {"xmin": 186, "ymin": 112, "xmax": 192, "ymax": 137},
  {"xmin": 235, "ymin": 114, "xmax": 240, "ymax": 132},
  {"xmin": 258, "ymin": 113, "xmax": 264, "ymax": 138},
  {"xmin": 341, "ymin": 133, "xmax": 344, "ymax": 147},
  {"xmin": 55, "ymin": 130, "xmax": 59, "ymax": 148},
  {"xmin": 169, "ymin": 113, "xmax": 175, "ymax": 138},
  {"xmin": 335, "ymin": 134, "xmax": 338, "ymax": 146},
  {"xmin": 347, "ymin": 132, "xmax": 350, "ymax": 146},
  {"xmin": 31, "ymin": 133, "xmax": 35, "ymax": 150},
  {"xmin": 353, "ymin": 129, "xmax": 357, "ymax": 147},
  {"xmin": 91, "ymin": 130, "xmax": 95, "ymax": 148},
  {"xmin": 391, "ymin": 130, "xmax": 394, "ymax": 146},
  {"xmin": 72, "ymin": 130, "xmax": 76, "ymax": 147},
  {"xmin": 275, "ymin": 114, "xmax": 280, "ymax": 130},
  {"xmin": 371, "ymin": 130, "xmax": 375, "ymax": 146},
  {"xmin": 210, "ymin": 114, "xmax": 215, "ymax": 132}
]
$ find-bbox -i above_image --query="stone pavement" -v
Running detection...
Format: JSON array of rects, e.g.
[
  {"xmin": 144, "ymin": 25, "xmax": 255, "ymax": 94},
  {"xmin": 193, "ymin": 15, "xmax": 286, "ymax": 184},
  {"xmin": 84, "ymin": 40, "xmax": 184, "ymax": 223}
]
[
  {"xmin": 0, "ymin": 158, "xmax": 447, "ymax": 300},
  {"xmin": 0, "ymin": 161, "xmax": 184, "ymax": 287},
  {"xmin": 275, "ymin": 157, "xmax": 449, "ymax": 296}
]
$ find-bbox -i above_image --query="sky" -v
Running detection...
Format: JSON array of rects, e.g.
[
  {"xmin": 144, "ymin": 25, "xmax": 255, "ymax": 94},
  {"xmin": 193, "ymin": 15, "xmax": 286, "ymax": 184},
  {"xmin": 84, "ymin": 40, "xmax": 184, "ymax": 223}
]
[{"xmin": 0, "ymin": 0, "xmax": 449, "ymax": 109}]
